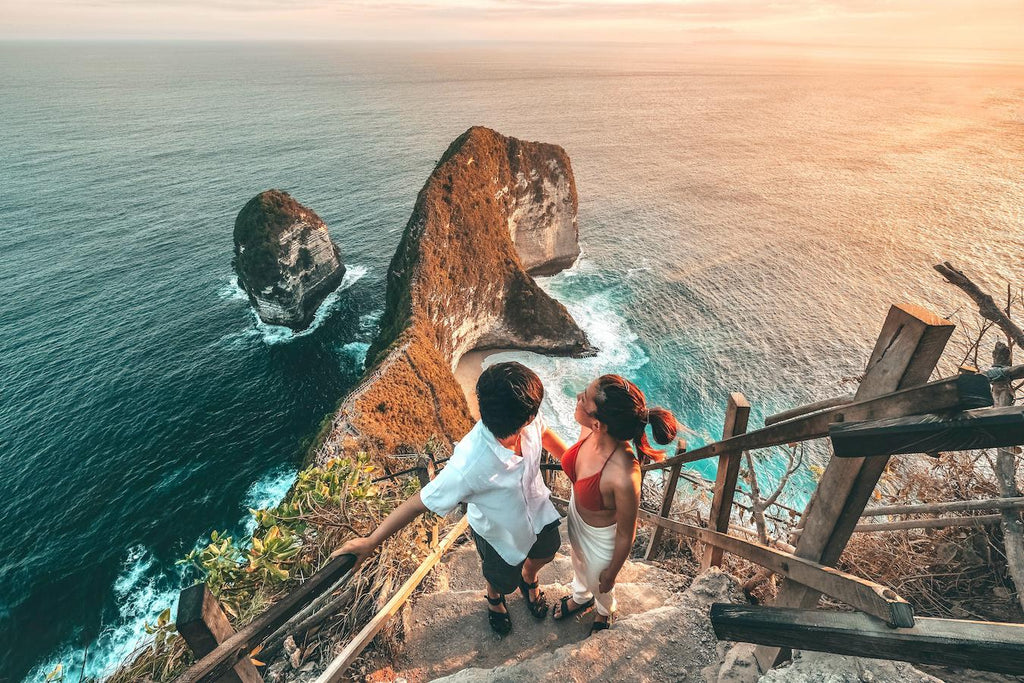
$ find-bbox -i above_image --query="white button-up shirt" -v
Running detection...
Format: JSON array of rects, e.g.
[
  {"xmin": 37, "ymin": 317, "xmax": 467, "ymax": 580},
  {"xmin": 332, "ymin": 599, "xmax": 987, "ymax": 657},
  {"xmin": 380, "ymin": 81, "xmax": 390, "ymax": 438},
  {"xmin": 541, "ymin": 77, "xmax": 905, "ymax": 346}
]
[{"xmin": 420, "ymin": 415, "xmax": 561, "ymax": 565}]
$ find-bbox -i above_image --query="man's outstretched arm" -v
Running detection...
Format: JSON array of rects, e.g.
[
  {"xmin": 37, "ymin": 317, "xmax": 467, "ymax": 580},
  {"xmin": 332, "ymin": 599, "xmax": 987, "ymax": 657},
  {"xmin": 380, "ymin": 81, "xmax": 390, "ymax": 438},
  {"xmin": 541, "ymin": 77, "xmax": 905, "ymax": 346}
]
[
  {"xmin": 332, "ymin": 492, "xmax": 429, "ymax": 567},
  {"xmin": 542, "ymin": 428, "xmax": 569, "ymax": 461}
]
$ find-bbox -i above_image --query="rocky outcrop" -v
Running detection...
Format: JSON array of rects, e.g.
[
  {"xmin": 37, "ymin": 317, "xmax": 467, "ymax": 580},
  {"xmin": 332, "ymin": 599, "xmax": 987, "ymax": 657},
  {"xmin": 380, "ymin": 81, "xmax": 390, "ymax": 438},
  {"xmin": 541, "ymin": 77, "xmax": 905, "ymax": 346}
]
[
  {"xmin": 233, "ymin": 190, "xmax": 345, "ymax": 330},
  {"xmin": 314, "ymin": 127, "xmax": 592, "ymax": 459},
  {"xmin": 503, "ymin": 136, "xmax": 581, "ymax": 276}
]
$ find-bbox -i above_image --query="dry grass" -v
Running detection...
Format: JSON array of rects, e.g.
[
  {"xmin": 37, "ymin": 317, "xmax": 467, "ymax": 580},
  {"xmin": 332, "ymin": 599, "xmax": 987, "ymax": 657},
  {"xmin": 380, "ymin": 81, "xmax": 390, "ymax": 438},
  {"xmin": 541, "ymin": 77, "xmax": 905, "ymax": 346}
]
[{"xmin": 639, "ymin": 448, "xmax": 1023, "ymax": 623}]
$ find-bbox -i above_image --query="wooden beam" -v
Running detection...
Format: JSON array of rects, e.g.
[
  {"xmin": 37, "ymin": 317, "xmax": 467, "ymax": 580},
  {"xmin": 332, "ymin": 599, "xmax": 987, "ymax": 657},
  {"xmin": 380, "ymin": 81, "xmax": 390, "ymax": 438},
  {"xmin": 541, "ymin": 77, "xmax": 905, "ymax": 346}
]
[
  {"xmin": 830, "ymin": 406, "xmax": 1024, "ymax": 458},
  {"xmin": 645, "ymin": 439, "xmax": 687, "ymax": 560},
  {"xmin": 713, "ymin": 604, "xmax": 1024, "ymax": 675},
  {"xmin": 176, "ymin": 553, "xmax": 357, "ymax": 683},
  {"xmin": 642, "ymin": 372, "xmax": 988, "ymax": 472},
  {"xmin": 759, "ymin": 303, "xmax": 954, "ymax": 671},
  {"xmin": 176, "ymin": 584, "xmax": 262, "ymax": 683},
  {"xmin": 862, "ymin": 496, "xmax": 1024, "ymax": 517},
  {"xmin": 854, "ymin": 514, "xmax": 1004, "ymax": 532},
  {"xmin": 764, "ymin": 395, "xmax": 854, "ymax": 427},
  {"xmin": 638, "ymin": 510, "xmax": 913, "ymax": 626},
  {"xmin": 314, "ymin": 517, "xmax": 470, "ymax": 683},
  {"xmin": 702, "ymin": 393, "xmax": 751, "ymax": 570}
]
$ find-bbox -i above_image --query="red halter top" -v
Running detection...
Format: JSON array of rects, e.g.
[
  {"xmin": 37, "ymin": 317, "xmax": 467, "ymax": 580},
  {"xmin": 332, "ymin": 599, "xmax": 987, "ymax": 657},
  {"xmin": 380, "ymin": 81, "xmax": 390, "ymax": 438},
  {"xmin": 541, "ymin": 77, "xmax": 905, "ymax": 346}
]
[{"xmin": 562, "ymin": 434, "xmax": 614, "ymax": 512}]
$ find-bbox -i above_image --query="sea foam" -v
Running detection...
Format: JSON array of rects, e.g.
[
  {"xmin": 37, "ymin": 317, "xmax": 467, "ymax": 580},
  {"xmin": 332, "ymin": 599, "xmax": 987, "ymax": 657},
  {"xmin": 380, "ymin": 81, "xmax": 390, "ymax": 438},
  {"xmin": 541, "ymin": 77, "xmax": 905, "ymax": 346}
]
[
  {"xmin": 26, "ymin": 466, "xmax": 298, "ymax": 683},
  {"xmin": 219, "ymin": 265, "xmax": 369, "ymax": 346}
]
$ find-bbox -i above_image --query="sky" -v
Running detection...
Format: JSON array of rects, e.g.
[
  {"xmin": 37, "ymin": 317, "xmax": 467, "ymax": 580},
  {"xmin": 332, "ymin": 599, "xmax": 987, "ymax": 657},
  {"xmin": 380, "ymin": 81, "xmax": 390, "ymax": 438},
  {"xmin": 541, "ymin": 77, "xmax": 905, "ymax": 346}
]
[{"xmin": 1, "ymin": 0, "xmax": 1023, "ymax": 63}]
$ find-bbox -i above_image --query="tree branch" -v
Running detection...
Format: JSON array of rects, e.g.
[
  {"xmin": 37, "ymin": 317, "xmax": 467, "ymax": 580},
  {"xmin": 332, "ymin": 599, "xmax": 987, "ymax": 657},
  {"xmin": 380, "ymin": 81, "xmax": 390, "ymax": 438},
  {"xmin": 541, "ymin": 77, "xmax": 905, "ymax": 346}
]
[{"xmin": 935, "ymin": 262, "xmax": 1024, "ymax": 349}]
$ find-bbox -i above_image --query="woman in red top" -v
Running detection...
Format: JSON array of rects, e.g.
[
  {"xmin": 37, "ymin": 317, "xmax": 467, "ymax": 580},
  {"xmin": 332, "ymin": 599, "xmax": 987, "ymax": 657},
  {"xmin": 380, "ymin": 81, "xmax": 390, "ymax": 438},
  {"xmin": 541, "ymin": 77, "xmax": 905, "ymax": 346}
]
[{"xmin": 551, "ymin": 374, "xmax": 678, "ymax": 633}]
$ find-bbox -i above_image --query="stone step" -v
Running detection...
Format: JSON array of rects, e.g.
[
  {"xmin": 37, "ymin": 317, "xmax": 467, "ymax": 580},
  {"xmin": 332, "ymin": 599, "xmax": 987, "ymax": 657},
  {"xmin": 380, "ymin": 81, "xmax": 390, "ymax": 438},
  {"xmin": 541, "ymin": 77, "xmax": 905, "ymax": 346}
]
[
  {"xmin": 394, "ymin": 579, "xmax": 682, "ymax": 683},
  {"xmin": 426, "ymin": 570, "xmax": 744, "ymax": 683}
]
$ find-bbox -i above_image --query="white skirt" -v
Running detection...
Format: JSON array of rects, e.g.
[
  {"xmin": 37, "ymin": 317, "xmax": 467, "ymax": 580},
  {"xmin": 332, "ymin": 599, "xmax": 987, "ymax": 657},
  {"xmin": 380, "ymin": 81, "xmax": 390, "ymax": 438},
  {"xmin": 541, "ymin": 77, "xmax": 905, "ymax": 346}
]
[{"xmin": 567, "ymin": 492, "xmax": 618, "ymax": 617}]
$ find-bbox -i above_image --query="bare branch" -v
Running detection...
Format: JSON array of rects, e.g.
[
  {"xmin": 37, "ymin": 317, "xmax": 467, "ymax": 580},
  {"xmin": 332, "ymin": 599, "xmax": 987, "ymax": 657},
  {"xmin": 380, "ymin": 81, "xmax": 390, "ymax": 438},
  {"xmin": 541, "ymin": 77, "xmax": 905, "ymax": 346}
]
[{"xmin": 935, "ymin": 262, "xmax": 1024, "ymax": 350}]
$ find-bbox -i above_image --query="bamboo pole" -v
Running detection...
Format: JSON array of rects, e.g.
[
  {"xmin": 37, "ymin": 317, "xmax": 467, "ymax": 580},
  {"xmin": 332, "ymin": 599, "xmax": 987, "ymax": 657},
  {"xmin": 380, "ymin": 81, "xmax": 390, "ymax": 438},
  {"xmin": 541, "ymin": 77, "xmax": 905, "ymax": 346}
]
[
  {"xmin": 314, "ymin": 517, "xmax": 469, "ymax": 683},
  {"xmin": 861, "ymin": 496, "xmax": 1024, "ymax": 517},
  {"xmin": 854, "ymin": 514, "xmax": 1003, "ymax": 533}
]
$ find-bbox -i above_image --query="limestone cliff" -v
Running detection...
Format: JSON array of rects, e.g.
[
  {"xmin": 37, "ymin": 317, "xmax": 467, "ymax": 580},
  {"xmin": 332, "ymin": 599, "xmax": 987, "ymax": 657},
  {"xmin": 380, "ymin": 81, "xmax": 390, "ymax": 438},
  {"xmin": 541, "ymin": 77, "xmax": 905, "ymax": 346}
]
[
  {"xmin": 503, "ymin": 136, "xmax": 581, "ymax": 276},
  {"xmin": 315, "ymin": 127, "xmax": 593, "ymax": 459},
  {"xmin": 233, "ymin": 190, "xmax": 346, "ymax": 330}
]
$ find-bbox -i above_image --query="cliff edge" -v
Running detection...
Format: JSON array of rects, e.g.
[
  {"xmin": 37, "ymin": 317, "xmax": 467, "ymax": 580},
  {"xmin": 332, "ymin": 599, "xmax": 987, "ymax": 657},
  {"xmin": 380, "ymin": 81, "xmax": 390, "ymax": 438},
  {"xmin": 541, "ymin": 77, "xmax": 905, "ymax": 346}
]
[
  {"xmin": 233, "ymin": 190, "xmax": 346, "ymax": 330},
  {"xmin": 316, "ymin": 127, "xmax": 593, "ymax": 459}
]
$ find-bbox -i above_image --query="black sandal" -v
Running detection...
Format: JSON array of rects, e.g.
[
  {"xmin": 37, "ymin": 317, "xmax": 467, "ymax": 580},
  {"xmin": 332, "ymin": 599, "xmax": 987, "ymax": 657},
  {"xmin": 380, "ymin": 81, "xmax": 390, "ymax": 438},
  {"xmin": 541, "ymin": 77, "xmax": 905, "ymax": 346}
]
[
  {"xmin": 518, "ymin": 578, "xmax": 549, "ymax": 619},
  {"xmin": 552, "ymin": 595, "xmax": 595, "ymax": 621},
  {"xmin": 485, "ymin": 594, "xmax": 512, "ymax": 637},
  {"xmin": 590, "ymin": 615, "xmax": 612, "ymax": 635}
]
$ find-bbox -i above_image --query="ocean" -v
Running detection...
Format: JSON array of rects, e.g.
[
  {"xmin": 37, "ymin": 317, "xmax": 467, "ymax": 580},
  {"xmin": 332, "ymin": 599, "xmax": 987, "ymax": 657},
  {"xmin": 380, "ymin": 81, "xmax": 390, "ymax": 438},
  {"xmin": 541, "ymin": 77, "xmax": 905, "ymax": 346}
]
[{"xmin": 1, "ymin": 42, "xmax": 1022, "ymax": 680}]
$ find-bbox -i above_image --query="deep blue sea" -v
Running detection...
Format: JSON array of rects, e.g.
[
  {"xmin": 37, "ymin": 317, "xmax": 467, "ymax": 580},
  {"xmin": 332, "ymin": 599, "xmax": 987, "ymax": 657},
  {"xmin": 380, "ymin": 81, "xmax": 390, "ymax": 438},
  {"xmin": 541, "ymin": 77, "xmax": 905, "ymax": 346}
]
[{"xmin": 1, "ymin": 42, "xmax": 1022, "ymax": 680}]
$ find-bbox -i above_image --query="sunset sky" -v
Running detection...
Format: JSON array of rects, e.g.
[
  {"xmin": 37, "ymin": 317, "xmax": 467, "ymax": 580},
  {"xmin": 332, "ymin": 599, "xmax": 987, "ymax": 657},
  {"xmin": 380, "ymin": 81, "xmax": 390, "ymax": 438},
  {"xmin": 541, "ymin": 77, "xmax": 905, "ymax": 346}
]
[{"xmin": 3, "ymin": 0, "xmax": 1023, "ymax": 62}]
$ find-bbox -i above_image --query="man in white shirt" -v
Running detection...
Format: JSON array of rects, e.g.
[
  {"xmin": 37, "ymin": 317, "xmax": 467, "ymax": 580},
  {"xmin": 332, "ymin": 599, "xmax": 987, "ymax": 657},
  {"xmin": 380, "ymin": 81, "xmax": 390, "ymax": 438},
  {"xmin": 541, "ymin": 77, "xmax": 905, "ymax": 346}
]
[{"xmin": 334, "ymin": 362, "xmax": 567, "ymax": 636}]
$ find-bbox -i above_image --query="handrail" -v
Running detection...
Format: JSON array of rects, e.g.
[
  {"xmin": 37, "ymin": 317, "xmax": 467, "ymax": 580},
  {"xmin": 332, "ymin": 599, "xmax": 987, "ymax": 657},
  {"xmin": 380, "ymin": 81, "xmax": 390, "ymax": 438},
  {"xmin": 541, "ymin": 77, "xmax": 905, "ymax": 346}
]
[
  {"xmin": 176, "ymin": 553, "xmax": 358, "ymax": 682},
  {"xmin": 633, "ymin": 507, "xmax": 914, "ymax": 627},
  {"xmin": 642, "ymin": 373, "xmax": 992, "ymax": 472},
  {"xmin": 314, "ymin": 517, "xmax": 470, "ymax": 682},
  {"xmin": 764, "ymin": 394, "xmax": 854, "ymax": 427}
]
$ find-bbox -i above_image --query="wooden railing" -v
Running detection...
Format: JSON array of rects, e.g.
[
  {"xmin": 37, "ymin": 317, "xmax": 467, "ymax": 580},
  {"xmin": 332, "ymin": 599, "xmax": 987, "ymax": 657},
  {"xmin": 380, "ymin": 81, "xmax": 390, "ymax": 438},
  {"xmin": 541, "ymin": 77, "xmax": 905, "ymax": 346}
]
[
  {"xmin": 175, "ymin": 303, "xmax": 1024, "ymax": 681},
  {"xmin": 175, "ymin": 456, "xmax": 455, "ymax": 683},
  {"xmin": 631, "ymin": 303, "xmax": 1024, "ymax": 675}
]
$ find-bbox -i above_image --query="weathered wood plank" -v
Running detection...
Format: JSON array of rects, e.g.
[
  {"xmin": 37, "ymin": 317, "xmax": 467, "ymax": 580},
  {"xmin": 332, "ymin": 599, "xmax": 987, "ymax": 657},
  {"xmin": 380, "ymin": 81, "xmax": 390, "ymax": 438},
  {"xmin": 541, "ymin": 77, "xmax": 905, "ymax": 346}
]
[
  {"xmin": 643, "ymin": 372, "xmax": 988, "ymax": 472},
  {"xmin": 176, "ymin": 584, "xmax": 262, "ymax": 683},
  {"xmin": 644, "ymin": 439, "xmax": 686, "ymax": 560},
  {"xmin": 764, "ymin": 394, "xmax": 854, "ymax": 427},
  {"xmin": 176, "ymin": 553, "xmax": 358, "ymax": 683},
  {"xmin": 862, "ymin": 496, "xmax": 1024, "ymax": 517},
  {"xmin": 854, "ymin": 514, "xmax": 1004, "ymax": 532},
  {"xmin": 830, "ymin": 406, "xmax": 1024, "ymax": 458},
  {"xmin": 638, "ymin": 510, "xmax": 913, "ymax": 626},
  {"xmin": 314, "ymin": 517, "xmax": 470, "ymax": 683},
  {"xmin": 758, "ymin": 303, "xmax": 954, "ymax": 671},
  {"xmin": 713, "ymin": 604, "xmax": 1024, "ymax": 675},
  {"xmin": 702, "ymin": 394, "xmax": 751, "ymax": 570}
]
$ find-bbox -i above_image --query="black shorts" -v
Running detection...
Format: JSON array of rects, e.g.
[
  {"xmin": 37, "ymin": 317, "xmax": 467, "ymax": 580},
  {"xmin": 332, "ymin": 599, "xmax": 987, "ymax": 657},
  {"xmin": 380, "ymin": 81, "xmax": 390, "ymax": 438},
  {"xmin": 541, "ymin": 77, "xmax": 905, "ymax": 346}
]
[{"xmin": 471, "ymin": 519, "xmax": 561, "ymax": 595}]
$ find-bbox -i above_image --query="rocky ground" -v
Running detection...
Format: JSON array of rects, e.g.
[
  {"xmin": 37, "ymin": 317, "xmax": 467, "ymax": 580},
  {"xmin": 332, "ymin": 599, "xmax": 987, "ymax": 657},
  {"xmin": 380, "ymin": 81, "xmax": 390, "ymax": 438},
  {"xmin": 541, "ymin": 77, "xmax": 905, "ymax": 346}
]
[{"xmin": 338, "ymin": 526, "xmax": 948, "ymax": 683}]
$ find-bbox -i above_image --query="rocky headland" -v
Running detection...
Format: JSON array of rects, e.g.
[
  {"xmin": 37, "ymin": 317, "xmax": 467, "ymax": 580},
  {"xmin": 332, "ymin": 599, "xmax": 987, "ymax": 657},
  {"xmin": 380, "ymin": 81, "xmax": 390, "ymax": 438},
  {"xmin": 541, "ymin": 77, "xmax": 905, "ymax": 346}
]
[
  {"xmin": 315, "ymin": 126, "xmax": 593, "ymax": 460},
  {"xmin": 233, "ymin": 190, "xmax": 346, "ymax": 330}
]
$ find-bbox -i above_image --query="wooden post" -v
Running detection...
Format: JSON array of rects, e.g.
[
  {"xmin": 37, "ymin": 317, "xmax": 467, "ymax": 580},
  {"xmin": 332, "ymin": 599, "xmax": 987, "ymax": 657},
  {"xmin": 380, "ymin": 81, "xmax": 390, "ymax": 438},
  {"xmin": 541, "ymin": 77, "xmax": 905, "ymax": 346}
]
[
  {"xmin": 645, "ymin": 439, "xmax": 687, "ymax": 560},
  {"xmin": 756, "ymin": 304, "xmax": 954, "ymax": 671},
  {"xmin": 177, "ymin": 584, "xmax": 263, "ymax": 683},
  {"xmin": 417, "ymin": 455, "xmax": 439, "ymax": 547},
  {"xmin": 702, "ymin": 393, "xmax": 751, "ymax": 570}
]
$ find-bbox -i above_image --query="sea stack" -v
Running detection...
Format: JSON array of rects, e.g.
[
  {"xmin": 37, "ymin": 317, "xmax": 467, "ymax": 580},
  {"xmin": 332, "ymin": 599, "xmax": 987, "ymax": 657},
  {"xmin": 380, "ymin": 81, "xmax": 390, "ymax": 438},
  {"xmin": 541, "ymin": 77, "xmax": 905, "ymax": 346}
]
[
  {"xmin": 233, "ymin": 190, "xmax": 346, "ymax": 330},
  {"xmin": 314, "ymin": 126, "xmax": 593, "ymax": 461}
]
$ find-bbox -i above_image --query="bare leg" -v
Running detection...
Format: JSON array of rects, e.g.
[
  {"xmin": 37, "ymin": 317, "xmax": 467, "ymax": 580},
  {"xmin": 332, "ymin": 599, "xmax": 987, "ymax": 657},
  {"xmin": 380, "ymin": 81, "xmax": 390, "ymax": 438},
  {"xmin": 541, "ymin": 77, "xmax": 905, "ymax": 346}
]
[
  {"xmin": 522, "ymin": 555, "xmax": 554, "ymax": 601},
  {"xmin": 485, "ymin": 581, "xmax": 507, "ymax": 613}
]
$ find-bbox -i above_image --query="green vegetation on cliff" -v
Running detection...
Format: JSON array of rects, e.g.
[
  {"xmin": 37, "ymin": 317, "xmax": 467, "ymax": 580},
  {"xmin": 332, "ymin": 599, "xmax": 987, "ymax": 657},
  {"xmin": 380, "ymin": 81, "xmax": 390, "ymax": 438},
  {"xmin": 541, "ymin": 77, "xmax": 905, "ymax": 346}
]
[{"xmin": 233, "ymin": 190, "xmax": 306, "ymax": 293}]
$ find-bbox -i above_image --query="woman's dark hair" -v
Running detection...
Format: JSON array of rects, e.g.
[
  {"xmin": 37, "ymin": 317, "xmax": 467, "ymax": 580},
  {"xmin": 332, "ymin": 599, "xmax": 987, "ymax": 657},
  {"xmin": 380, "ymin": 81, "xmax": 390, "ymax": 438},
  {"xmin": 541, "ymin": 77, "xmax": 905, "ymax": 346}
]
[
  {"xmin": 476, "ymin": 362, "xmax": 544, "ymax": 439},
  {"xmin": 593, "ymin": 374, "xmax": 678, "ymax": 462}
]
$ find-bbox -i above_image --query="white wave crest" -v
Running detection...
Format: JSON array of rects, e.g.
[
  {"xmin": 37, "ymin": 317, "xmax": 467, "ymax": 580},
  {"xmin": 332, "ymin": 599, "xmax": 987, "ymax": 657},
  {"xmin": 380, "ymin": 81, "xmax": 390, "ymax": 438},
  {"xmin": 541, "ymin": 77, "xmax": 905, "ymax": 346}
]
[
  {"xmin": 241, "ymin": 466, "xmax": 298, "ymax": 535},
  {"xmin": 218, "ymin": 265, "xmax": 369, "ymax": 347},
  {"xmin": 479, "ymin": 271, "xmax": 650, "ymax": 440},
  {"xmin": 25, "ymin": 546, "xmax": 183, "ymax": 682}
]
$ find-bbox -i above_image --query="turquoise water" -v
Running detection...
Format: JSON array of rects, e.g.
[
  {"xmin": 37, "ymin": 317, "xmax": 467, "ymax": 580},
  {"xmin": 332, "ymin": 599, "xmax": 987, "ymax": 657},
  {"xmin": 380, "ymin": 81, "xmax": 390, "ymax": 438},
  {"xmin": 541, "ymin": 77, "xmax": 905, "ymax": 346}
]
[{"xmin": 1, "ymin": 42, "xmax": 1022, "ymax": 680}]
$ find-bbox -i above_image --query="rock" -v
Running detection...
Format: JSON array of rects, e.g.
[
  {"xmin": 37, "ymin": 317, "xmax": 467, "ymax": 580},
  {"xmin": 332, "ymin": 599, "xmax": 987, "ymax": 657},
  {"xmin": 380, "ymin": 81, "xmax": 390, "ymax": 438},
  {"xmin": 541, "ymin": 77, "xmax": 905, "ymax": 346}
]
[
  {"xmin": 313, "ymin": 127, "xmax": 594, "ymax": 459},
  {"xmin": 703, "ymin": 643, "xmax": 760, "ymax": 683},
  {"xmin": 233, "ymin": 189, "xmax": 345, "ymax": 330},
  {"xmin": 759, "ymin": 650, "xmax": 944, "ymax": 683},
  {"xmin": 501, "ymin": 137, "xmax": 580, "ymax": 275}
]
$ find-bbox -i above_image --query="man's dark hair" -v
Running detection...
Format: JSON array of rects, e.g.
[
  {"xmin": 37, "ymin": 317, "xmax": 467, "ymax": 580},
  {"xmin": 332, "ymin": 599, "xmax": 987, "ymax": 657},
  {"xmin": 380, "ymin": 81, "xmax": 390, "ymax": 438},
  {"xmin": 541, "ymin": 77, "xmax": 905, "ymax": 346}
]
[{"xmin": 476, "ymin": 362, "xmax": 544, "ymax": 439}]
